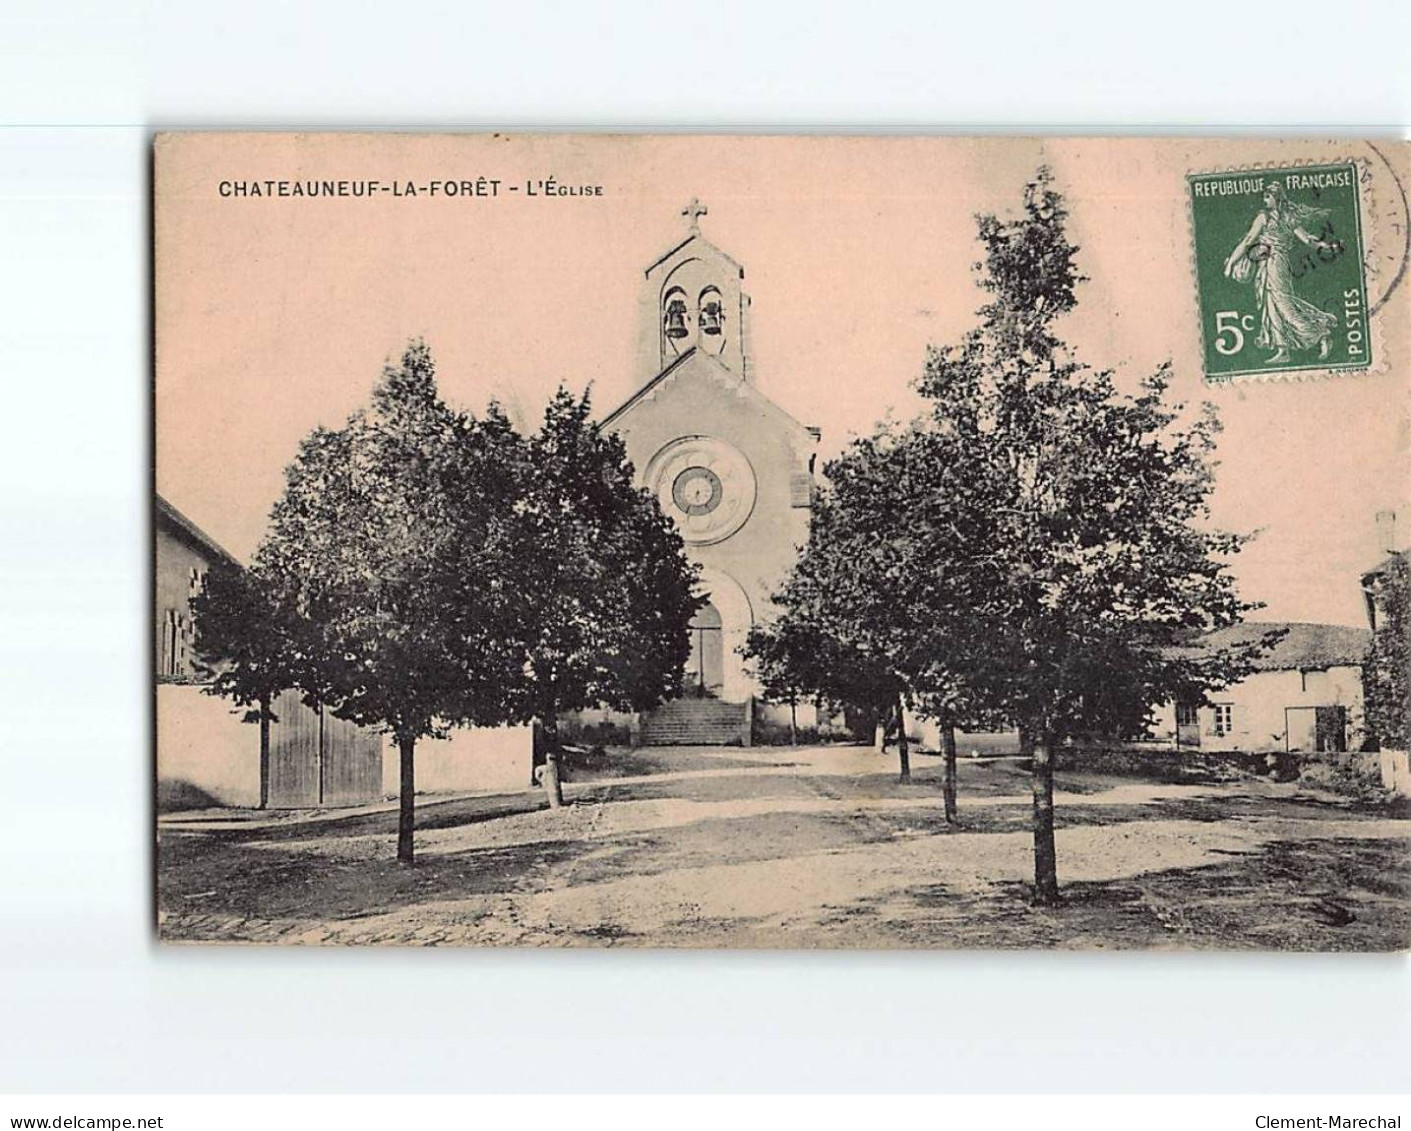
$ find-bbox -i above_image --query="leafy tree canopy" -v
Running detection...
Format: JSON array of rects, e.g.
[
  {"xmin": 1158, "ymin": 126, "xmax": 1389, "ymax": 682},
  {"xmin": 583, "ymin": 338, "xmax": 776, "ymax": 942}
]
[
  {"xmin": 250, "ymin": 340, "xmax": 527, "ymax": 745},
  {"xmin": 191, "ymin": 560, "xmax": 304, "ymax": 724},
  {"xmin": 1365, "ymin": 553, "xmax": 1410, "ymax": 750},
  {"xmin": 514, "ymin": 387, "xmax": 701, "ymax": 727},
  {"xmin": 917, "ymin": 167, "xmax": 1271, "ymax": 741}
]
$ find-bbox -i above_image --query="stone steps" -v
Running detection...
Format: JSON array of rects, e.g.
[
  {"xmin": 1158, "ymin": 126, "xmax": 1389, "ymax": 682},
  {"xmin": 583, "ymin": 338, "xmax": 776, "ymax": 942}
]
[{"xmin": 640, "ymin": 698, "xmax": 750, "ymax": 746}]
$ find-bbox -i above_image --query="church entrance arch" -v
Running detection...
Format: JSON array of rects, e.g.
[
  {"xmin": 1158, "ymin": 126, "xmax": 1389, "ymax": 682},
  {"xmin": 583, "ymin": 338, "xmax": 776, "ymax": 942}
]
[
  {"xmin": 690, "ymin": 566, "xmax": 754, "ymax": 703},
  {"xmin": 685, "ymin": 601, "xmax": 724, "ymax": 697}
]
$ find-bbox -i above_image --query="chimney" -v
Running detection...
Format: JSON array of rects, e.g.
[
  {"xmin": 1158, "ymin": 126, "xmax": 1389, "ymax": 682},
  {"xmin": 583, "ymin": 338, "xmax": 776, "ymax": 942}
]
[{"xmin": 1375, "ymin": 509, "xmax": 1401, "ymax": 554}]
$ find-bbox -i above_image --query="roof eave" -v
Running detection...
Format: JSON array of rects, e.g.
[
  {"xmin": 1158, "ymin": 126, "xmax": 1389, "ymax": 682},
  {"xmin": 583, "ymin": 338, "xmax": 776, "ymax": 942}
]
[
  {"xmin": 601, "ymin": 348, "xmax": 819, "ymax": 443},
  {"xmin": 644, "ymin": 232, "xmax": 744, "ymax": 277},
  {"xmin": 155, "ymin": 494, "xmax": 242, "ymax": 569}
]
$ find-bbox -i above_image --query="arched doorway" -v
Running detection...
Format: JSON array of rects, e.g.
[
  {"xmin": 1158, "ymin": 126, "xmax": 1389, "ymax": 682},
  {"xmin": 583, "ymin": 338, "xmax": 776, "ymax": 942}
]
[
  {"xmin": 690, "ymin": 565, "xmax": 755, "ymax": 703},
  {"xmin": 685, "ymin": 600, "xmax": 724, "ymax": 697}
]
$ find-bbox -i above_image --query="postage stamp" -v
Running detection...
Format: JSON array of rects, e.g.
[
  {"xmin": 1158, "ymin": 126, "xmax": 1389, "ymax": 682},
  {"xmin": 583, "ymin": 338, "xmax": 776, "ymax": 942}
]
[{"xmin": 1188, "ymin": 162, "xmax": 1371, "ymax": 382}]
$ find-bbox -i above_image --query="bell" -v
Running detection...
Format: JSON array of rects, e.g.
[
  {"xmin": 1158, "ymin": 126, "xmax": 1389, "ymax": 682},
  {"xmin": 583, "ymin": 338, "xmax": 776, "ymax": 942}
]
[
  {"xmin": 699, "ymin": 300, "xmax": 723, "ymax": 335},
  {"xmin": 664, "ymin": 298, "xmax": 688, "ymax": 339}
]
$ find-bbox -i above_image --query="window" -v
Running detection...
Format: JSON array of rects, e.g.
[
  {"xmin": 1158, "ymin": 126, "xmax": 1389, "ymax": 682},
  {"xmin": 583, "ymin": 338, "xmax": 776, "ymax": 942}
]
[
  {"xmin": 161, "ymin": 608, "xmax": 178, "ymax": 677},
  {"xmin": 1175, "ymin": 701, "xmax": 1199, "ymax": 727},
  {"xmin": 789, "ymin": 471, "xmax": 813, "ymax": 509},
  {"xmin": 1212, "ymin": 703, "xmax": 1234, "ymax": 737},
  {"xmin": 160, "ymin": 608, "xmax": 191, "ymax": 679}
]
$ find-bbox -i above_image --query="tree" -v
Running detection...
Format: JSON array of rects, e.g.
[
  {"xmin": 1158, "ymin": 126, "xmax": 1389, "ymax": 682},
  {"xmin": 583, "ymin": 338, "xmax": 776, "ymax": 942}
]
[
  {"xmin": 844, "ymin": 416, "xmax": 1007, "ymax": 820},
  {"xmin": 748, "ymin": 410, "xmax": 1002, "ymax": 809},
  {"xmin": 746, "ymin": 604, "xmax": 893, "ymax": 749},
  {"xmin": 745, "ymin": 617, "xmax": 814, "ymax": 744},
  {"xmin": 249, "ymin": 340, "xmax": 527, "ymax": 862},
  {"xmin": 514, "ymin": 388, "xmax": 700, "ymax": 805},
  {"xmin": 1365, "ymin": 553, "xmax": 1410, "ymax": 751},
  {"xmin": 190, "ymin": 561, "xmax": 303, "ymax": 809},
  {"xmin": 921, "ymin": 168, "xmax": 1272, "ymax": 902},
  {"xmin": 746, "ymin": 452, "xmax": 922, "ymax": 782}
]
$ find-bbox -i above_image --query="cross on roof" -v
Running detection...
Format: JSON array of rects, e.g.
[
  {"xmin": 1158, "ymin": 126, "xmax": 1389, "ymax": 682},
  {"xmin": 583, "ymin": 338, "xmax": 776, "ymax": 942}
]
[{"xmin": 682, "ymin": 197, "xmax": 708, "ymax": 232}]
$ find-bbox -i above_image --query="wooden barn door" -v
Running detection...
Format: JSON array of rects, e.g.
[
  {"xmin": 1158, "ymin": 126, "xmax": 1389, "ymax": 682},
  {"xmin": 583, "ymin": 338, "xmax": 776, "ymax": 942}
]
[
  {"xmin": 321, "ymin": 712, "xmax": 383, "ymax": 806},
  {"xmin": 1284, "ymin": 706, "xmax": 1319, "ymax": 754},
  {"xmin": 266, "ymin": 690, "xmax": 383, "ymax": 808},
  {"xmin": 266, "ymin": 689, "xmax": 321, "ymax": 807}
]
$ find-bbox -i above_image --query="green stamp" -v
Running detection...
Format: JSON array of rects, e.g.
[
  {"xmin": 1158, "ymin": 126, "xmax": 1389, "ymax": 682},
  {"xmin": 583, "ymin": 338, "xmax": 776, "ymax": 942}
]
[{"xmin": 1188, "ymin": 162, "xmax": 1371, "ymax": 380}]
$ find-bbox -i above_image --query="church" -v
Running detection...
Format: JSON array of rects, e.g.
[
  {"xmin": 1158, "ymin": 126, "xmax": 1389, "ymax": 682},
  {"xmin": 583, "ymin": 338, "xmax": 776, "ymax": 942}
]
[{"xmin": 601, "ymin": 201, "xmax": 821, "ymax": 745}]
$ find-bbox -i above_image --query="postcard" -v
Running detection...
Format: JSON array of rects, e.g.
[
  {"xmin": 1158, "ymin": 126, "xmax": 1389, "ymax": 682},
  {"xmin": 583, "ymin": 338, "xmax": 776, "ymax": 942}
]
[{"xmin": 155, "ymin": 134, "xmax": 1409, "ymax": 948}]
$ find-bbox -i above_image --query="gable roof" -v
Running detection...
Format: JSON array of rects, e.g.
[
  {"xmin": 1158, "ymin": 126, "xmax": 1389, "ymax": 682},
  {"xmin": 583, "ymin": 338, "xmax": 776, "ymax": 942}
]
[
  {"xmin": 601, "ymin": 346, "xmax": 816, "ymax": 443},
  {"xmin": 645, "ymin": 232, "xmax": 743, "ymax": 278},
  {"xmin": 155, "ymin": 494, "xmax": 241, "ymax": 569},
  {"xmin": 1193, "ymin": 621, "xmax": 1371, "ymax": 672}
]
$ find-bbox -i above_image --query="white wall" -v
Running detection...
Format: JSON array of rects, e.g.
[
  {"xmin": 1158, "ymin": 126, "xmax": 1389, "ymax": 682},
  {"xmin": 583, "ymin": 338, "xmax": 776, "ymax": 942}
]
[
  {"xmin": 878, "ymin": 715, "xmax": 1022, "ymax": 755},
  {"xmin": 755, "ymin": 699, "xmax": 819, "ymax": 730},
  {"xmin": 1152, "ymin": 665, "xmax": 1365, "ymax": 753},
  {"xmin": 1378, "ymin": 750, "xmax": 1411, "ymax": 794},
  {"xmin": 155, "ymin": 682, "xmax": 261, "ymax": 808},
  {"xmin": 381, "ymin": 725, "xmax": 535, "ymax": 797}
]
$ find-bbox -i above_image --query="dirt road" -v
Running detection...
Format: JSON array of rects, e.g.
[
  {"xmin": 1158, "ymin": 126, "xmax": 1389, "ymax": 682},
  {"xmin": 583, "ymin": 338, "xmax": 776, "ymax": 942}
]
[{"xmin": 157, "ymin": 744, "xmax": 1411, "ymax": 949}]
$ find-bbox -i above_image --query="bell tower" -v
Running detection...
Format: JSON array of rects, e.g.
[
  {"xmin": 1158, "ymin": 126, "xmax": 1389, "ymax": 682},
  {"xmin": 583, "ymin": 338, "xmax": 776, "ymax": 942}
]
[
  {"xmin": 635, "ymin": 198, "xmax": 753, "ymax": 386},
  {"xmin": 604, "ymin": 199, "xmax": 821, "ymax": 738}
]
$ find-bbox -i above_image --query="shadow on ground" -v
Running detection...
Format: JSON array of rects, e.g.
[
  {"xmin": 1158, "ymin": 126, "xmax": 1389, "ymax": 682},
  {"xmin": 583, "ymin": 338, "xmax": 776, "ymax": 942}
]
[
  {"xmin": 870, "ymin": 836, "xmax": 1411, "ymax": 951},
  {"xmin": 157, "ymin": 748, "xmax": 1411, "ymax": 949}
]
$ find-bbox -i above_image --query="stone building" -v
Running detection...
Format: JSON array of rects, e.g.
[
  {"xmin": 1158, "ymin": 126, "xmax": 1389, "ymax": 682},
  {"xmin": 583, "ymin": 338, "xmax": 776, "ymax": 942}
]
[
  {"xmin": 155, "ymin": 494, "xmax": 238, "ymax": 681},
  {"xmin": 156, "ymin": 493, "xmax": 531, "ymax": 807},
  {"xmin": 1150, "ymin": 621, "xmax": 1370, "ymax": 755},
  {"xmin": 602, "ymin": 203, "xmax": 820, "ymax": 744},
  {"xmin": 156, "ymin": 493, "xmax": 388, "ymax": 809}
]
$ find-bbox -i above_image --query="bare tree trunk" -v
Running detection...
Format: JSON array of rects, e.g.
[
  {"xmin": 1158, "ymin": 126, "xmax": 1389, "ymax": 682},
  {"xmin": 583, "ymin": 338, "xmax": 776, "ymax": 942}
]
[
  {"xmin": 541, "ymin": 712, "xmax": 565, "ymax": 808},
  {"xmin": 895, "ymin": 693, "xmax": 911, "ymax": 783},
  {"xmin": 942, "ymin": 714, "xmax": 958, "ymax": 824},
  {"xmin": 258, "ymin": 694, "xmax": 271, "ymax": 810},
  {"xmin": 397, "ymin": 733, "xmax": 416, "ymax": 865},
  {"xmin": 789, "ymin": 698, "xmax": 798, "ymax": 746},
  {"xmin": 316, "ymin": 704, "xmax": 327, "ymax": 807},
  {"xmin": 1031, "ymin": 729, "xmax": 1059, "ymax": 905}
]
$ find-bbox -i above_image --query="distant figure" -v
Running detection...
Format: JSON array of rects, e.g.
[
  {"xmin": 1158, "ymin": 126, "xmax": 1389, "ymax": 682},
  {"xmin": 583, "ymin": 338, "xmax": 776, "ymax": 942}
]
[
  {"xmin": 876, "ymin": 707, "xmax": 901, "ymax": 752},
  {"xmin": 1223, "ymin": 182, "xmax": 1338, "ymax": 364}
]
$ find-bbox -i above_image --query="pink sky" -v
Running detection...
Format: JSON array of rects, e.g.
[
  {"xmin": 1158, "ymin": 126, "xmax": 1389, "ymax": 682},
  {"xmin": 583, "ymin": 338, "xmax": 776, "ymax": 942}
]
[{"xmin": 156, "ymin": 134, "xmax": 1409, "ymax": 628}]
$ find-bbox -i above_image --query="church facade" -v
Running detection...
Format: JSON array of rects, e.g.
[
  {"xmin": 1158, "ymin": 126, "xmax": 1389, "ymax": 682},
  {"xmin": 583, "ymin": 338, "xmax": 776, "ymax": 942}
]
[{"xmin": 601, "ymin": 203, "xmax": 820, "ymax": 742}]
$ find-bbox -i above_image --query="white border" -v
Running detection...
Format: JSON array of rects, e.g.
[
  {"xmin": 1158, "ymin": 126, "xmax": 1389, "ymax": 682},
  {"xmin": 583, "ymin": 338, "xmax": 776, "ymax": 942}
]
[{"xmin": 2, "ymin": 0, "xmax": 1409, "ymax": 1097}]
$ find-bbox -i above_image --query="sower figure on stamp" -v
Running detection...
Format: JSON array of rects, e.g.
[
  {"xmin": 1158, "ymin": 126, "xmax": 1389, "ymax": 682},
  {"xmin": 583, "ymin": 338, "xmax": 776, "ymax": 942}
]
[{"xmin": 1223, "ymin": 182, "xmax": 1339, "ymax": 364}]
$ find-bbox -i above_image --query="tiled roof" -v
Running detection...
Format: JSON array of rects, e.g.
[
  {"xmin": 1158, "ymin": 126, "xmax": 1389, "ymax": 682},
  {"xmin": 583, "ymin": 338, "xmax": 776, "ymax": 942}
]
[{"xmin": 1195, "ymin": 621, "xmax": 1371, "ymax": 672}]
